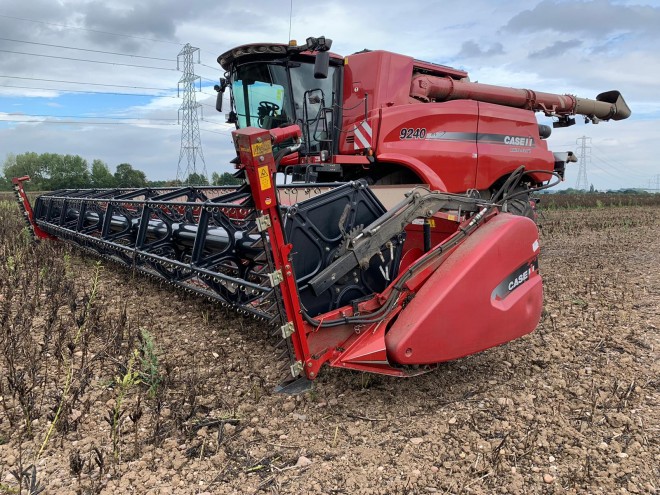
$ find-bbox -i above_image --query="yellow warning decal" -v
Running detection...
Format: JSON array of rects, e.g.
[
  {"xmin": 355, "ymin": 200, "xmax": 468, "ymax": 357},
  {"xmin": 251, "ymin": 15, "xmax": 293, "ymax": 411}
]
[
  {"xmin": 251, "ymin": 140, "xmax": 272, "ymax": 157},
  {"xmin": 258, "ymin": 166, "xmax": 272, "ymax": 190}
]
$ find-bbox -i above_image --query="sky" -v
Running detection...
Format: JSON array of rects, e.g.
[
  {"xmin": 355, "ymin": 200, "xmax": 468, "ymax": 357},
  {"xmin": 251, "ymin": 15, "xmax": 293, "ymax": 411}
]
[{"xmin": 0, "ymin": 0, "xmax": 658, "ymax": 190}]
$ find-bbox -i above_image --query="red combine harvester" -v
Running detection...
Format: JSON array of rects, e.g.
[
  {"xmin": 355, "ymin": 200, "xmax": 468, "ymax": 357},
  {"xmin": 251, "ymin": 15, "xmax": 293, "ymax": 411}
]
[
  {"xmin": 215, "ymin": 37, "xmax": 629, "ymax": 200},
  {"xmin": 14, "ymin": 36, "xmax": 630, "ymax": 392}
]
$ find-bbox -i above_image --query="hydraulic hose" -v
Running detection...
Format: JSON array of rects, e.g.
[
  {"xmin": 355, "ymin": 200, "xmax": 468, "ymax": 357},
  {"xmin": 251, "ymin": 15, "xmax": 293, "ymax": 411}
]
[{"xmin": 302, "ymin": 202, "xmax": 495, "ymax": 328}]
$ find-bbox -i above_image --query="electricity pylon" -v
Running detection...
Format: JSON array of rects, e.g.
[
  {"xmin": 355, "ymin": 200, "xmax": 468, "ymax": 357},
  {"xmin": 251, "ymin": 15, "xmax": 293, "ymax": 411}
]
[
  {"xmin": 575, "ymin": 136, "xmax": 591, "ymax": 190},
  {"xmin": 176, "ymin": 44, "xmax": 207, "ymax": 184}
]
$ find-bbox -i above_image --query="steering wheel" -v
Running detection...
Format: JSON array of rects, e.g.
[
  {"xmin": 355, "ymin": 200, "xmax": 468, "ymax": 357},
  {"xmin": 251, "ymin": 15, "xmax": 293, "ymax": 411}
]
[{"xmin": 257, "ymin": 101, "xmax": 280, "ymax": 127}]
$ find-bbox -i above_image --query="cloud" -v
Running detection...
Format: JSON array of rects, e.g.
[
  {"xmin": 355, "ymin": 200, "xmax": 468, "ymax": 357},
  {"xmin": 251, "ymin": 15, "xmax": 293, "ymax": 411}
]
[
  {"xmin": 528, "ymin": 39, "xmax": 582, "ymax": 58},
  {"xmin": 457, "ymin": 40, "xmax": 505, "ymax": 59},
  {"xmin": 0, "ymin": 1, "xmax": 70, "ymax": 40},
  {"xmin": 505, "ymin": 0, "xmax": 660, "ymax": 38},
  {"xmin": 81, "ymin": 1, "xmax": 181, "ymax": 50},
  {"xmin": 0, "ymin": 0, "xmax": 657, "ymax": 191}
]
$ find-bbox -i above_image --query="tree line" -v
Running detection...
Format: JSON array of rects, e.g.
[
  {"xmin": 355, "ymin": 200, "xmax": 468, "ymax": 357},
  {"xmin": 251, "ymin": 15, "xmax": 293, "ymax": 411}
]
[{"xmin": 1, "ymin": 152, "xmax": 241, "ymax": 191}]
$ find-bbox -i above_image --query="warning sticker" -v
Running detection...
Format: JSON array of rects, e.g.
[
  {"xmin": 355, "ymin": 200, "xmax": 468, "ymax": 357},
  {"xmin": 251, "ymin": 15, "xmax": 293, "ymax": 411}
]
[
  {"xmin": 258, "ymin": 166, "xmax": 272, "ymax": 190},
  {"xmin": 251, "ymin": 141, "xmax": 272, "ymax": 157}
]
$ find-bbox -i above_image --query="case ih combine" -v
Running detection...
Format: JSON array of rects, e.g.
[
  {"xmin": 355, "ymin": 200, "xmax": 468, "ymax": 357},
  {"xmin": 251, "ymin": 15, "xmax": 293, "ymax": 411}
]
[{"xmin": 14, "ymin": 37, "xmax": 630, "ymax": 392}]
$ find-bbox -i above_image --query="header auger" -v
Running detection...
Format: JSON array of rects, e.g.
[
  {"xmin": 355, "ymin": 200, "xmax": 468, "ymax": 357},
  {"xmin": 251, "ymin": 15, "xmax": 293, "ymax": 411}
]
[{"xmin": 14, "ymin": 36, "xmax": 630, "ymax": 391}]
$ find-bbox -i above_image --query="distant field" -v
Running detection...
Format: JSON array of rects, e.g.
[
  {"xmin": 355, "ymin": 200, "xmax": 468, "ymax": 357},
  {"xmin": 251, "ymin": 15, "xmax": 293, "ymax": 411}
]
[{"xmin": 538, "ymin": 192, "xmax": 660, "ymax": 209}]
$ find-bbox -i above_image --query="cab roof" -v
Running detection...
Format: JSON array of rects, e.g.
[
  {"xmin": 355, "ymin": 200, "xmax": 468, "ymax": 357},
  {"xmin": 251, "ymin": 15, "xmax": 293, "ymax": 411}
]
[{"xmin": 218, "ymin": 43, "xmax": 343, "ymax": 71}]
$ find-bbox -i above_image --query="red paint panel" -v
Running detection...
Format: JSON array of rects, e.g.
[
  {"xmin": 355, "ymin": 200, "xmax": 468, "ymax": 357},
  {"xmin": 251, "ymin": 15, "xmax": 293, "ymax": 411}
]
[
  {"xmin": 385, "ymin": 214, "xmax": 542, "ymax": 364},
  {"xmin": 377, "ymin": 101, "xmax": 479, "ymax": 192},
  {"xmin": 342, "ymin": 51, "xmax": 415, "ymax": 127},
  {"xmin": 475, "ymin": 102, "xmax": 555, "ymax": 189}
]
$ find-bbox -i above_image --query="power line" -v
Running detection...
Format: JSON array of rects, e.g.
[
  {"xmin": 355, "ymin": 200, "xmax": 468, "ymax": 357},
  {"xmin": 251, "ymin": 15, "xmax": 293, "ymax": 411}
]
[
  {"xmin": 0, "ymin": 74, "xmax": 170, "ymax": 91},
  {"xmin": 585, "ymin": 158, "xmax": 642, "ymax": 188},
  {"xmin": 200, "ymin": 119, "xmax": 231, "ymax": 126},
  {"xmin": 0, "ymin": 49, "xmax": 177, "ymax": 71},
  {"xmin": 3, "ymin": 112, "xmax": 177, "ymax": 121},
  {"xmin": 555, "ymin": 141, "xmax": 647, "ymax": 177},
  {"xmin": 197, "ymin": 62, "xmax": 221, "ymax": 71},
  {"xmin": 590, "ymin": 156, "xmax": 641, "ymax": 182},
  {"xmin": 200, "ymin": 127, "xmax": 232, "ymax": 136},
  {"xmin": 0, "ymin": 75, "xmax": 218, "ymax": 93},
  {"xmin": 0, "ymin": 120, "xmax": 231, "ymax": 136},
  {"xmin": 588, "ymin": 160, "xmax": 630, "ymax": 181},
  {"xmin": 0, "ymin": 14, "xmax": 182, "ymax": 46},
  {"xmin": 200, "ymin": 117, "xmax": 233, "ymax": 129},
  {"xmin": 589, "ymin": 160, "xmax": 629, "ymax": 179},
  {"xmin": 591, "ymin": 150, "xmax": 648, "ymax": 179},
  {"xmin": 0, "ymin": 118, "xmax": 178, "ymax": 126},
  {"xmin": 0, "ymin": 36, "xmax": 174, "ymax": 61},
  {"xmin": 199, "ymin": 104, "xmax": 229, "ymax": 118},
  {"xmin": 549, "ymin": 143, "xmax": 577, "ymax": 148},
  {"xmin": 0, "ymin": 83, "xmax": 179, "ymax": 99}
]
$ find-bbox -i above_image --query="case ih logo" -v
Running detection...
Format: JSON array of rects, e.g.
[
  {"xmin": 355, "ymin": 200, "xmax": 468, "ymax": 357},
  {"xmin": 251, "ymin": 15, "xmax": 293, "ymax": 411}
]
[
  {"xmin": 353, "ymin": 120, "xmax": 373, "ymax": 150},
  {"xmin": 503, "ymin": 136, "xmax": 535, "ymax": 147},
  {"xmin": 477, "ymin": 134, "xmax": 536, "ymax": 147},
  {"xmin": 491, "ymin": 258, "xmax": 539, "ymax": 301}
]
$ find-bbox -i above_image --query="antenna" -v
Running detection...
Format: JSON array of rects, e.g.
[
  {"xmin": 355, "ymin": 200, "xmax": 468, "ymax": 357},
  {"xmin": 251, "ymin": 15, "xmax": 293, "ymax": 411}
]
[
  {"xmin": 575, "ymin": 135, "xmax": 591, "ymax": 190},
  {"xmin": 176, "ymin": 43, "xmax": 207, "ymax": 184},
  {"xmin": 288, "ymin": 0, "xmax": 293, "ymax": 41}
]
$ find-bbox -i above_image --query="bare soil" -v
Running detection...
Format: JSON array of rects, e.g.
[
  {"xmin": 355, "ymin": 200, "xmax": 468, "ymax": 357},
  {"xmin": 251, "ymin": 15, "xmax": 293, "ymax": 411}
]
[{"xmin": 1, "ymin": 205, "xmax": 658, "ymax": 494}]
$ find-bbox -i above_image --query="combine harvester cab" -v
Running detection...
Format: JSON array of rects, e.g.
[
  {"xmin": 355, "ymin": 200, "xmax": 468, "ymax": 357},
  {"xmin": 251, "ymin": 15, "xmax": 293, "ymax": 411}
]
[{"xmin": 14, "ymin": 125, "xmax": 545, "ymax": 392}]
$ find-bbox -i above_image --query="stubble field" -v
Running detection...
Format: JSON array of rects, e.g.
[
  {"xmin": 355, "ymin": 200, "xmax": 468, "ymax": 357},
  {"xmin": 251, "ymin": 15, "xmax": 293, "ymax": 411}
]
[{"xmin": 0, "ymin": 200, "xmax": 658, "ymax": 494}]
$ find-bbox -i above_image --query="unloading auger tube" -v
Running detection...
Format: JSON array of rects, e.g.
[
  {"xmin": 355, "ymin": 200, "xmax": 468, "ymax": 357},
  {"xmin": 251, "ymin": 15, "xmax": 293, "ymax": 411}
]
[
  {"xmin": 14, "ymin": 124, "xmax": 546, "ymax": 393},
  {"xmin": 409, "ymin": 75, "xmax": 631, "ymax": 126}
]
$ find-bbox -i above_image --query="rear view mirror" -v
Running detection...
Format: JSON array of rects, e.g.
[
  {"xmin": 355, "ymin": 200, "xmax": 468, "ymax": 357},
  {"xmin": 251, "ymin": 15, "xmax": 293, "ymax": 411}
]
[
  {"xmin": 215, "ymin": 89, "xmax": 223, "ymax": 112},
  {"xmin": 314, "ymin": 51, "xmax": 329, "ymax": 79},
  {"xmin": 214, "ymin": 78, "xmax": 229, "ymax": 112}
]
